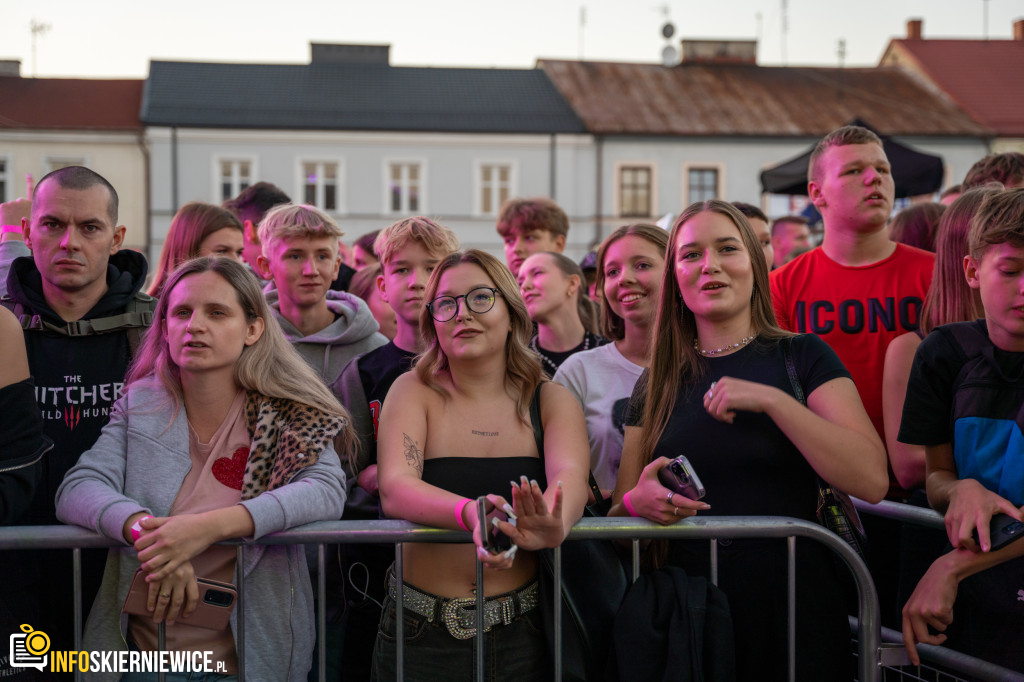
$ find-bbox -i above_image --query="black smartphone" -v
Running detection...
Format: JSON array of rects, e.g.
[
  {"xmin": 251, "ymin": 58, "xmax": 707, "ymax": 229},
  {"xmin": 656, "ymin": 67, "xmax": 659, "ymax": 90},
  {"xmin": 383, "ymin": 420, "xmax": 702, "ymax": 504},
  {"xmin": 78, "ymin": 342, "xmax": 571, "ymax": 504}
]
[
  {"xmin": 657, "ymin": 455, "xmax": 706, "ymax": 501},
  {"xmin": 122, "ymin": 569, "xmax": 236, "ymax": 631},
  {"xmin": 476, "ymin": 496, "xmax": 513, "ymax": 554},
  {"xmin": 973, "ymin": 513, "xmax": 1024, "ymax": 552}
]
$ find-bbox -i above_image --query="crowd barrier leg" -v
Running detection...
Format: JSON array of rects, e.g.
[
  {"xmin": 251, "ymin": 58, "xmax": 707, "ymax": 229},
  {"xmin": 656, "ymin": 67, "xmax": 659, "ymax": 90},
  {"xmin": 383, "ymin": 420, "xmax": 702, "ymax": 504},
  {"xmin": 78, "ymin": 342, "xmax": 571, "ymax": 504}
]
[
  {"xmin": 394, "ymin": 542, "xmax": 404, "ymax": 682},
  {"xmin": 236, "ymin": 545, "xmax": 245, "ymax": 682},
  {"xmin": 317, "ymin": 543, "xmax": 327, "ymax": 682},
  {"xmin": 73, "ymin": 546, "xmax": 83, "ymax": 682}
]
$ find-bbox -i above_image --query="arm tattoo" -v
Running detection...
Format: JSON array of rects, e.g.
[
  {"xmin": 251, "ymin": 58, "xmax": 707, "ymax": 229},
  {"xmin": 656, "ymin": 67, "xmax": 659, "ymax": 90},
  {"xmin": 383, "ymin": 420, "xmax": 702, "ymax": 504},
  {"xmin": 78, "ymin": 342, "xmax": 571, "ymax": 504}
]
[{"xmin": 402, "ymin": 433, "xmax": 424, "ymax": 475}]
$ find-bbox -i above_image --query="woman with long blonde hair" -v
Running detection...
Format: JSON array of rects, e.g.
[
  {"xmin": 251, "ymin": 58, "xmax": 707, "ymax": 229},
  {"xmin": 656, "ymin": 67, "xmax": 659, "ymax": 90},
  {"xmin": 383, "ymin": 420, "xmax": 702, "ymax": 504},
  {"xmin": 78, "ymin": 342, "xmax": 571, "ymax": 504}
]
[
  {"xmin": 611, "ymin": 200, "xmax": 886, "ymax": 680},
  {"xmin": 57, "ymin": 257, "xmax": 350, "ymax": 681},
  {"xmin": 375, "ymin": 249, "xmax": 589, "ymax": 679}
]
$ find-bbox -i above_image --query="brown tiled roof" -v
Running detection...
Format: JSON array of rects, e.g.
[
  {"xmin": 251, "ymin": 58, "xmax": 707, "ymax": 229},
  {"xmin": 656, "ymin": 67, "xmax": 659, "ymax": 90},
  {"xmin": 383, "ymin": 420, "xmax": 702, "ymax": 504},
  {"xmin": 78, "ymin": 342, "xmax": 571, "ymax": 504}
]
[
  {"xmin": 0, "ymin": 77, "xmax": 142, "ymax": 130},
  {"xmin": 881, "ymin": 39, "xmax": 1024, "ymax": 137},
  {"xmin": 537, "ymin": 59, "xmax": 991, "ymax": 138}
]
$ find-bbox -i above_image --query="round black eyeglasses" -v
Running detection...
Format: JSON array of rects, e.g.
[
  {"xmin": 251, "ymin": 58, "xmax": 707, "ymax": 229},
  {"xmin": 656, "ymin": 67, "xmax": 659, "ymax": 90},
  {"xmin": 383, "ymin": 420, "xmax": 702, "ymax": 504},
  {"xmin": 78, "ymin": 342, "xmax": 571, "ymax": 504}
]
[{"xmin": 426, "ymin": 287, "xmax": 501, "ymax": 322}]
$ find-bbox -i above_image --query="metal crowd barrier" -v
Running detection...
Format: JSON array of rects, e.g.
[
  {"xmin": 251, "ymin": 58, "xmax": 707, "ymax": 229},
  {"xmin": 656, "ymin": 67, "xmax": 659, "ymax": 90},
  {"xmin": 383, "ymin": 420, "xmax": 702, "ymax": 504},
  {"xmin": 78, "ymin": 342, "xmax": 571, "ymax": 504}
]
[
  {"xmin": 853, "ymin": 499, "xmax": 1024, "ymax": 682},
  {"xmin": 1, "ymin": 515, "xmax": 881, "ymax": 682}
]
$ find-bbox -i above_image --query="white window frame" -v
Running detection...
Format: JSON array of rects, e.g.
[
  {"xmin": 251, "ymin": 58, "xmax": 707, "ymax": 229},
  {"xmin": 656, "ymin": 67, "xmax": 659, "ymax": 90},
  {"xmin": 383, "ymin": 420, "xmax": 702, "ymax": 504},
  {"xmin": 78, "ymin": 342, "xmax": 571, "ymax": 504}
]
[
  {"xmin": 43, "ymin": 155, "xmax": 89, "ymax": 174},
  {"xmin": 382, "ymin": 159, "xmax": 427, "ymax": 215},
  {"xmin": 682, "ymin": 162, "xmax": 725, "ymax": 205},
  {"xmin": 472, "ymin": 160, "xmax": 518, "ymax": 217},
  {"xmin": 212, "ymin": 156, "xmax": 258, "ymax": 204},
  {"xmin": 295, "ymin": 158, "xmax": 345, "ymax": 214},
  {"xmin": 614, "ymin": 162, "xmax": 657, "ymax": 218}
]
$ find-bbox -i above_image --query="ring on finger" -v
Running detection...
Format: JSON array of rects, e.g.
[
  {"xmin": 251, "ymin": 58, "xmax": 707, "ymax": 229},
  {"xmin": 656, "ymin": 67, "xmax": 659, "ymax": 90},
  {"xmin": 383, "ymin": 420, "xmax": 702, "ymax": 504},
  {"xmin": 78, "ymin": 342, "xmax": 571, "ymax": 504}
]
[
  {"xmin": 666, "ymin": 491, "xmax": 673, "ymax": 503},
  {"xmin": 160, "ymin": 593, "xmax": 171, "ymax": 599},
  {"xmin": 673, "ymin": 507, "xmax": 679, "ymax": 517}
]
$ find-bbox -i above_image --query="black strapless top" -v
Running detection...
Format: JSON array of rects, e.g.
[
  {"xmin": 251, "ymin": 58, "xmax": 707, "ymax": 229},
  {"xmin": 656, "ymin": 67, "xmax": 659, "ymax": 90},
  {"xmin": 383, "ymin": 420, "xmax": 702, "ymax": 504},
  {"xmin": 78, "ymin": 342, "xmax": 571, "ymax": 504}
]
[
  {"xmin": 421, "ymin": 456, "xmax": 547, "ymax": 499},
  {"xmin": 419, "ymin": 383, "xmax": 550, "ymax": 499}
]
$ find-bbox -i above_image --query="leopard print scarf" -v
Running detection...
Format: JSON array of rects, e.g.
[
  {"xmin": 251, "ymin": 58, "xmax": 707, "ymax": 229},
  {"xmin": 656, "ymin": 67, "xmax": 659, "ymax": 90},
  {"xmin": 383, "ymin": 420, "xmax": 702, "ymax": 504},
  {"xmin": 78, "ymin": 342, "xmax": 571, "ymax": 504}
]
[{"xmin": 240, "ymin": 392, "xmax": 346, "ymax": 501}]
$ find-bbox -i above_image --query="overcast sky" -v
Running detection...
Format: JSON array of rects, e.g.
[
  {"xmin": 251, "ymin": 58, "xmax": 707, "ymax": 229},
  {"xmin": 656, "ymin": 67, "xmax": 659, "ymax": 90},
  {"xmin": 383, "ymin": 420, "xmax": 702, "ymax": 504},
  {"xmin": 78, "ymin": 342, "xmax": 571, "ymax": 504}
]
[{"xmin": 6, "ymin": 0, "xmax": 1022, "ymax": 78}]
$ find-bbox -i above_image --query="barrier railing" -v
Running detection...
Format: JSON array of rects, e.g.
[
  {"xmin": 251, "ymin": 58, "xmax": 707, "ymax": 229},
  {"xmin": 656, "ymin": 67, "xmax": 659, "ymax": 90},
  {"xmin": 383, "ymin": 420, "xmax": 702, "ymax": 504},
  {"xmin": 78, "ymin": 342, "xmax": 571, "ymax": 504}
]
[
  {"xmin": 853, "ymin": 499, "xmax": 1024, "ymax": 682},
  {"xmin": 1, "ymin": 515, "xmax": 879, "ymax": 682}
]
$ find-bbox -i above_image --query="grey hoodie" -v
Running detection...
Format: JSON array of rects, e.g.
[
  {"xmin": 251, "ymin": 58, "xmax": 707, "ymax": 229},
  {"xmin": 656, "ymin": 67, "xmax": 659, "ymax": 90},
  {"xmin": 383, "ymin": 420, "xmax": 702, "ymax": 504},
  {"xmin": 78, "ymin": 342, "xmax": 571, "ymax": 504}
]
[{"xmin": 264, "ymin": 285, "xmax": 388, "ymax": 386}]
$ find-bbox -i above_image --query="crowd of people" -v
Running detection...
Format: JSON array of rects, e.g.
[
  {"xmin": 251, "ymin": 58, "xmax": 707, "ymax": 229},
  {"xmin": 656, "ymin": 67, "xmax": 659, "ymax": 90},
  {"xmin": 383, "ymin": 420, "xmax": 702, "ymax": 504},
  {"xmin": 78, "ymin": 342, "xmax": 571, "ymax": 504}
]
[{"xmin": 1, "ymin": 128, "xmax": 1023, "ymax": 681}]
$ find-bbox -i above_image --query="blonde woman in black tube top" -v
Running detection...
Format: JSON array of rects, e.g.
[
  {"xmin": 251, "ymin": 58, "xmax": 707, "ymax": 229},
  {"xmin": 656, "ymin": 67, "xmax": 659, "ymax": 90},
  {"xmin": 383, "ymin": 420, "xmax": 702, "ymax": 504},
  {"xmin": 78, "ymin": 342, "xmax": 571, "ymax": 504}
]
[{"xmin": 375, "ymin": 249, "xmax": 589, "ymax": 681}]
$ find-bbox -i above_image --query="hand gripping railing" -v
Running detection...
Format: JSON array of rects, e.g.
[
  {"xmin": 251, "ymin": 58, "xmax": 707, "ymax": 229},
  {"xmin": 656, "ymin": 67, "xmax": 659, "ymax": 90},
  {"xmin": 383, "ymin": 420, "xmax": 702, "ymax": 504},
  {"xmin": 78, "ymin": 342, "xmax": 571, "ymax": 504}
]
[
  {"xmin": 853, "ymin": 499, "xmax": 1024, "ymax": 682},
  {"xmin": 0, "ymin": 515, "xmax": 881, "ymax": 682}
]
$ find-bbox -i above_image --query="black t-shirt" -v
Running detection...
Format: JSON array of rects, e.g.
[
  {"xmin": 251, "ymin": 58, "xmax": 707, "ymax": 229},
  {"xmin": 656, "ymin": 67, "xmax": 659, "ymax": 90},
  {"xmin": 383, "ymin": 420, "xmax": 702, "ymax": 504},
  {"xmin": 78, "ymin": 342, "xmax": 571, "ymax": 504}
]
[
  {"xmin": 899, "ymin": 319, "xmax": 1024, "ymax": 505},
  {"xmin": 625, "ymin": 334, "xmax": 849, "ymax": 521},
  {"xmin": 357, "ymin": 341, "xmax": 417, "ymax": 454},
  {"xmin": 625, "ymin": 334, "xmax": 854, "ymax": 680}
]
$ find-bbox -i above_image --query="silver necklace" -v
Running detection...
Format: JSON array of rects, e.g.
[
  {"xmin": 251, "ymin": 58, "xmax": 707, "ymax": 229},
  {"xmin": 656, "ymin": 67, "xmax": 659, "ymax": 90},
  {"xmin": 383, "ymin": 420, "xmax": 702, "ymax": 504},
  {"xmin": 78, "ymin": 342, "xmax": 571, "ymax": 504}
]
[
  {"xmin": 694, "ymin": 334, "xmax": 756, "ymax": 357},
  {"xmin": 531, "ymin": 332, "xmax": 592, "ymax": 373}
]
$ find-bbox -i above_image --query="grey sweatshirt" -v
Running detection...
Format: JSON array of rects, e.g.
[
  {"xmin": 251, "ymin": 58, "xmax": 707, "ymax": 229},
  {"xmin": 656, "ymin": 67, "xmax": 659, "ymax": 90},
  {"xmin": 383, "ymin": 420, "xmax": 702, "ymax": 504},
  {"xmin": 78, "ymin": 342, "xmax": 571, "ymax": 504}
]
[{"xmin": 263, "ymin": 285, "xmax": 388, "ymax": 387}]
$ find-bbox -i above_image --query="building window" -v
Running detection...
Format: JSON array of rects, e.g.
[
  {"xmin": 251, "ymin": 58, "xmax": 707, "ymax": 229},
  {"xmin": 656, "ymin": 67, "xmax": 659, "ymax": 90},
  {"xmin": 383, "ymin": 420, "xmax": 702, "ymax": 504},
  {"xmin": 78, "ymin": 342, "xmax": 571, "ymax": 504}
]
[
  {"xmin": 619, "ymin": 166, "xmax": 652, "ymax": 217},
  {"xmin": 0, "ymin": 159, "xmax": 7, "ymax": 202},
  {"xmin": 219, "ymin": 160, "xmax": 252, "ymax": 203},
  {"xmin": 480, "ymin": 164, "xmax": 511, "ymax": 215},
  {"xmin": 302, "ymin": 162, "xmax": 339, "ymax": 211},
  {"xmin": 688, "ymin": 167, "xmax": 719, "ymax": 203},
  {"xmin": 45, "ymin": 157, "xmax": 86, "ymax": 173},
  {"xmin": 388, "ymin": 163, "xmax": 420, "ymax": 213}
]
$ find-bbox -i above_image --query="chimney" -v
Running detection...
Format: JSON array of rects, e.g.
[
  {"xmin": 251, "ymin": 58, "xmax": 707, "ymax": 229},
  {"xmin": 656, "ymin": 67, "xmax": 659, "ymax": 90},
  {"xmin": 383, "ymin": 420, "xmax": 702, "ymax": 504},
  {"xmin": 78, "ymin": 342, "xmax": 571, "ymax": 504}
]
[
  {"xmin": 1014, "ymin": 19, "xmax": 1024, "ymax": 41},
  {"xmin": 680, "ymin": 39, "xmax": 757, "ymax": 65},
  {"xmin": 310, "ymin": 43, "xmax": 390, "ymax": 65},
  {"xmin": 0, "ymin": 60, "xmax": 21, "ymax": 77},
  {"xmin": 906, "ymin": 19, "xmax": 923, "ymax": 40}
]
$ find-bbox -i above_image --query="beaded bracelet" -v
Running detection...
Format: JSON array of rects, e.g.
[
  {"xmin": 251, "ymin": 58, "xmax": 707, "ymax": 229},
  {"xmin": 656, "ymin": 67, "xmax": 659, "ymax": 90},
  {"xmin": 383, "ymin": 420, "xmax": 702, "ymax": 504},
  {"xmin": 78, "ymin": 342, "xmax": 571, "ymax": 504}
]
[
  {"xmin": 454, "ymin": 498, "xmax": 472, "ymax": 531},
  {"xmin": 622, "ymin": 490, "xmax": 639, "ymax": 518}
]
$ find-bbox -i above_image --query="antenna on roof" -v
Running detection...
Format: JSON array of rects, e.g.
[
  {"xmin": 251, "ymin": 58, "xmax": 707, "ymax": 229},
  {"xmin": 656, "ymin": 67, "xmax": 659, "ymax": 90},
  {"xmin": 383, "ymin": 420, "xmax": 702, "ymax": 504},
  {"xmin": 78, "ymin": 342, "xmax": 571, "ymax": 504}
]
[
  {"xmin": 983, "ymin": 0, "xmax": 990, "ymax": 40},
  {"xmin": 29, "ymin": 19, "xmax": 50, "ymax": 77},
  {"xmin": 658, "ymin": 4, "xmax": 677, "ymax": 66},
  {"xmin": 780, "ymin": 0, "xmax": 788, "ymax": 65},
  {"xmin": 579, "ymin": 6, "xmax": 586, "ymax": 60},
  {"xmin": 837, "ymin": 38, "xmax": 846, "ymax": 68}
]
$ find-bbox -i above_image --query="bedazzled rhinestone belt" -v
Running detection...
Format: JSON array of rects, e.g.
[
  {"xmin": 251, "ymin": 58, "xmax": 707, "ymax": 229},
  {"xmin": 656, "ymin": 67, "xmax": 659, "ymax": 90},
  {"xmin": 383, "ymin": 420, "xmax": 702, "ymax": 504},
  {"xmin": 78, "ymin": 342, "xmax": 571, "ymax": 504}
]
[{"xmin": 386, "ymin": 572, "xmax": 539, "ymax": 640}]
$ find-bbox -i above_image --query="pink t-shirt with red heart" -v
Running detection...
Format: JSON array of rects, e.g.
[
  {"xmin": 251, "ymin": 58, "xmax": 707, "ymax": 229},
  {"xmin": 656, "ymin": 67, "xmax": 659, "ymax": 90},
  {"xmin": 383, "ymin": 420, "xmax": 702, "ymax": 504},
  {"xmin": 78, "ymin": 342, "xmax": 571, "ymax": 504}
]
[{"xmin": 129, "ymin": 389, "xmax": 247, "ymax": 671}]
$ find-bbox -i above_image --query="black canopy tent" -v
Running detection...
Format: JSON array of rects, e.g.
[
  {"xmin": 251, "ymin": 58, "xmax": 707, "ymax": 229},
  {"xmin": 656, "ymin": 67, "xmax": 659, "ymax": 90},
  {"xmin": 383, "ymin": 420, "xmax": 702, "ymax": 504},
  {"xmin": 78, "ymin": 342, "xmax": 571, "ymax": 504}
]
[{"xmin": 759, "ymin": 119, "xmax": 945, "ymax": 198}]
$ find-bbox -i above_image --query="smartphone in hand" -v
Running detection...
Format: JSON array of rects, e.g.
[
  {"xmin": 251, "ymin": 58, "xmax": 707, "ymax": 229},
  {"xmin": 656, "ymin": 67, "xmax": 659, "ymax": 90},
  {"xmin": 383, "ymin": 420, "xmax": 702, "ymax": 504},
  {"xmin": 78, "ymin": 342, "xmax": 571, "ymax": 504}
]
[
  {"xmin": 122, "ymin": 569, "xmax": 236, "ymax": 631},
  {"xmin": 476, "ymin": 497, "xmax": 513, "ymax": 554},
  {"xmin": 973, "ymin": 513, "xmax": 1024, "ymax": 552},
  {"xmin": 658, "ymin": 455, "xmax": 706, "ymax": 501}
]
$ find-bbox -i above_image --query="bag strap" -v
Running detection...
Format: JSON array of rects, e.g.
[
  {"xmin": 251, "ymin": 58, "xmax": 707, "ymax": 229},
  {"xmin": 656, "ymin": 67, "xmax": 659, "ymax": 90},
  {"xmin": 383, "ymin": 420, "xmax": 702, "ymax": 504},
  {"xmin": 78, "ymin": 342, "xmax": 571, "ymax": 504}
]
[
  {"xmin": 782, "ymin": 336, "xmax": 806, "ymax": 406},
  {"xmin": 529, "ymin": 381, "xmax": 605, "ymax": 505}
]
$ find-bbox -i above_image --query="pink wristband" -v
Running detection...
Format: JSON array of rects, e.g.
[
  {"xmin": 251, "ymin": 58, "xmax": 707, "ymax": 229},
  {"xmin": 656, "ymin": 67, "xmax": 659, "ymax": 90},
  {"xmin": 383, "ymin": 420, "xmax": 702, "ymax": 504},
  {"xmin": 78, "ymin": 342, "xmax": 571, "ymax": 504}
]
[
  {"xmin": 454, "ymin": 498, "xmax": 471, "ymax": 531},
  {"xmin": 622, "ymin": 491, "xmax": 639, "ymax": 518},
  {"xmin": 1, "ymin": 225, "xmax": 22, "ymax": 234},
  {"xmin": 130, "ymin": 515, "xmax": 153, "ymax": 542}
]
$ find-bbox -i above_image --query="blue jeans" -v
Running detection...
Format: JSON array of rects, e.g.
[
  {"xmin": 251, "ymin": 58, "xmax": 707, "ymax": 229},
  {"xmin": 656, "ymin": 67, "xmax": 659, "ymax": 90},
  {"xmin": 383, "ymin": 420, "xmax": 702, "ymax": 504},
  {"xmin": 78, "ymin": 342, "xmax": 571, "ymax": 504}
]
[{"xmin": 371, "ymin": 589, "xmax": 549, "ymax": 681}]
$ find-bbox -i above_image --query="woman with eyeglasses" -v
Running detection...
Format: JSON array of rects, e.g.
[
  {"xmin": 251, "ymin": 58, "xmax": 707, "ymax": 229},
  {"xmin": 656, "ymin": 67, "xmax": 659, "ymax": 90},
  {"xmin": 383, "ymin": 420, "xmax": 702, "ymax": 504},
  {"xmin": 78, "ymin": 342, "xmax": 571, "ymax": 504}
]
[{"xmin": 373, "ymin": 249, "xmax": 589, "ymax": 680}]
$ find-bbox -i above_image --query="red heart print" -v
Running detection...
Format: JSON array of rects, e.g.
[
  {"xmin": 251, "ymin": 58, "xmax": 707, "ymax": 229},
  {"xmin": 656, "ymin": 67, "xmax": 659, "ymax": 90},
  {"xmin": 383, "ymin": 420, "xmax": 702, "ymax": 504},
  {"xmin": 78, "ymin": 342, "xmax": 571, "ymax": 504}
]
[{"xmin": 212, "ymin": 446, "xmax": 249, "ymax": 490}]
